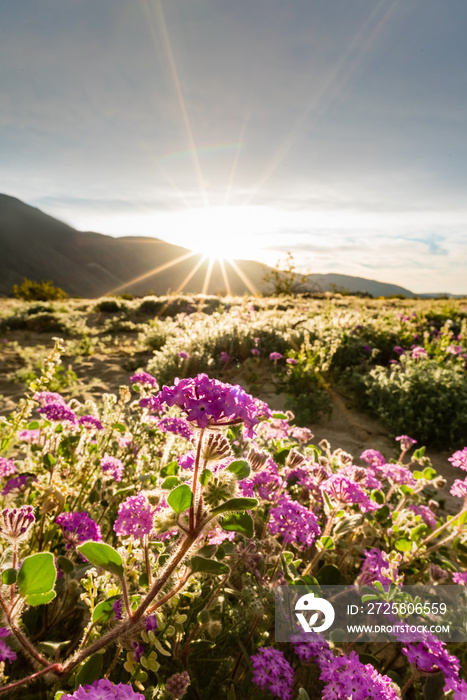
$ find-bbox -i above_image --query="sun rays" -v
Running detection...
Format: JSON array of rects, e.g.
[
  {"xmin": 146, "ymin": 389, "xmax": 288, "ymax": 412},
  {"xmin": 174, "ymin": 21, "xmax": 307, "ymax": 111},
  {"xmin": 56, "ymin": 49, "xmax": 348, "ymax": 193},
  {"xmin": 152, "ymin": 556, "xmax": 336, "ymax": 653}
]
[{"xmin": 99, "ymin": 0, "xmax": 402, "ymax": 300}]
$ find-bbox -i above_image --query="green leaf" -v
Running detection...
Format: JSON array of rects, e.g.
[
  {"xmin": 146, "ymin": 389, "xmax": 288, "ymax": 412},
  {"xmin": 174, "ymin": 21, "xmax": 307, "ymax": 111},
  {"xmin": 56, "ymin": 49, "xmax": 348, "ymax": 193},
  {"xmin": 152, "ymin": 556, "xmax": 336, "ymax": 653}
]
[
  {"xmin": 221, "ymin": 513, "xmax": 254, "ymax": 538},
  {"xmin": 18, "ymin": 553, "xmax": 56, "ymax": 597},
  {"xmin": 199, "ymin": 469, "xmax": 212, "ymax": 486},
  {"xmin": 399, "ymin": 485, "xmax": 413, "ymax": 495},
  {"xmin": 423, "ymin": 467, "xmax": 437, "ymax": 480},
  {"xmin": 210, "ymin": 497, "xmax": 258, "ymax": 515},
  {"xmin": 112, "ymin": 422, "xmax": 127, "ymax": 433},
  {"xmin": 394, "ymin": 538, "xmax": 412, "ymax": 553},
  {"xmin": 161, "ymin": 461, "xmax": 178, "ymax": 477},
  {"xmin": 316, "ymin": 564, "xmax": 342, "ymax": 585},
  {"xmin": 190, "ymin": 556, "xmax": 230, "ymax": 575},
  {"xmin": 1, "ymin": 568, "xmax": 17, "ymax": 585},
  {"xmin": 56, "ymin": 556, "xmax": 74, "ymax": 574},
  {"xmin": 92, "ymin": 595, "xmax": 121, "ymax": 624},
  {"xmin": 317, "ymin": 536, "xmax": 334, "ymax": 550},
  {"xmin": 167, "ymin": 484, "xmax": 193, "ymax": 513},
  {"xmin": 371, "ymin": 490, "xmax": 385, "ymax": 504},
  {"xmin": 43, "ymin": 453, "xmax": 56, "ymax": 468},
  {"xmin": 413, "ymin": 446, "xmax": 426, "ymax": 460},
  {"xmin": 77, "ymin": 542, "xmax": 124, "ymax": 578},
  {"xmin": 27, "ymin": 421, "xmax": 40, "ymax": 430},
  {"xmin": 161, "ymin": 476, "xmax": 178, "ymax": 490},
  {"xmin": 227, "ymin": 460, "xmax": 251, "ymax": 480},
  {"xmin": 26, "ymin": 591, "xmax": 56, "ymax": 607},
  {"xmin": 413, "ymin": 470, "xmax": 424, "ymax": 480},
  {"xmin": 272, "ymin": 412, "xmax": 288, "ymax": 419},
  {"xmin": 75, "ymin": 654, "xmax": 103, "ymax": 689}
]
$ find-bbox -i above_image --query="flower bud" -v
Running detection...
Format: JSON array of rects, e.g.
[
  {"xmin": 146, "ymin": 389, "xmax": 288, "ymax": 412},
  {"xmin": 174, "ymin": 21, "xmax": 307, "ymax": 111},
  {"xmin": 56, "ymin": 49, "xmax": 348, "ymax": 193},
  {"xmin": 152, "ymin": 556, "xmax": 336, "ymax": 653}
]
[
  {"xmin": 201, "ymin": 433, "xmax": 233, "ymax": 463},
  {"xmin": 0, "ymin": 506, "xmax": 35, "ymax": 542}
]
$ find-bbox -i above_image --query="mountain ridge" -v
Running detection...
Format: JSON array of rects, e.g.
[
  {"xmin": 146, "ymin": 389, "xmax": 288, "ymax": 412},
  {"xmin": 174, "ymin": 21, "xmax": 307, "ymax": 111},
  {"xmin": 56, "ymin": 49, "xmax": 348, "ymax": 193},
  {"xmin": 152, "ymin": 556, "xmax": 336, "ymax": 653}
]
[{"xmin": 1, "ymin": 193, "xmax": 460, "ymax": 299}]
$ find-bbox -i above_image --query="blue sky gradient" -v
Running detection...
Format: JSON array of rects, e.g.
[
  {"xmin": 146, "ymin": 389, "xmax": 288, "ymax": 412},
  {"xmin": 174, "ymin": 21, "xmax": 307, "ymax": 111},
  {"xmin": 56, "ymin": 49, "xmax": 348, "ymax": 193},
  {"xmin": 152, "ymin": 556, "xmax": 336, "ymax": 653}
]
[{"xmin": 1, "ymin": 0, "xmax": 466, "ymax": 292}]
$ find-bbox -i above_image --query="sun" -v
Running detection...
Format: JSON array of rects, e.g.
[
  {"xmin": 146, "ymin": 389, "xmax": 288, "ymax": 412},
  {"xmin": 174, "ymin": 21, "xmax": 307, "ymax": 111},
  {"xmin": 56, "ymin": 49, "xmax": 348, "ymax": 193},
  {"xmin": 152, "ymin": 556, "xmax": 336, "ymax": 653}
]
[{"xmin": 158, "ymin": 205, "xmax": 269, "ymax": 262}]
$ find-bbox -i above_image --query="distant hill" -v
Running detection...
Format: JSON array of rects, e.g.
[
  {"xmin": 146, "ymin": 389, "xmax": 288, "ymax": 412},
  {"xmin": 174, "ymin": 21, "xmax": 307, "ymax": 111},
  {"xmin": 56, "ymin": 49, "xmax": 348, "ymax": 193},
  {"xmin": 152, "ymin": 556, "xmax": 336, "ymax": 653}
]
[
  {"xmin": 1, "ymin": 193, "xmax": 452, "ymax": 299},
  {"xmin": 305, "ymin": 273, "xmax": 415, "ymax": 298},
  {"xmin": 0, "ymin": 194, "xmax": 268, "ymax": 297}
]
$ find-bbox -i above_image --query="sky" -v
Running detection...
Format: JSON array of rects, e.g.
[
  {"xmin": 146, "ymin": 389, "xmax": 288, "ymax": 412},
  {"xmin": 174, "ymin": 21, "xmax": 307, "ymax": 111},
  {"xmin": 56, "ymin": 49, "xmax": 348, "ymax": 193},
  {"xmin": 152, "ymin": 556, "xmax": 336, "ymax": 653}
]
[{"xmin": 1, "ymin": 0, "xmax": 467, "ymax": 294}]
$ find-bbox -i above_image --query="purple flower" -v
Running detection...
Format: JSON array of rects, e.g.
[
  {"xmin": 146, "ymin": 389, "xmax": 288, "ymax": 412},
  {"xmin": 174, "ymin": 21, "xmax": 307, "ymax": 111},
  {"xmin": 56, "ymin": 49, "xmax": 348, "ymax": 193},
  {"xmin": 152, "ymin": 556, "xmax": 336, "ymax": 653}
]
[
  {"xmin": 250, "ymin": 647, "xmax": 294, "ymax": 700},
  {"xmin": 129, "ymin": 371, "xmax": 159, "ymax": 389},
  {"xmin": 408, "ymin": 504, "xmax": 437, "ymax": 529},
  {"xmin": 0, "ymin": 458, "xmax": 16, "ymax": 479},
  {"xmin": 362, "ymin": 344, "xmax": 371, "ymax": 354},
  {"xmin": 285, "ymin": 358, "xmax": 298, "ymax": 365},
  {"xmin": 158, "ymin": 417, "xmax": 193, "ymax": 440},
  {"xmin": 165, "ymin": 671, "xmax": 190, "ymax": 699},
  {"xmin": 0, "ymin": 639, "xmax": 16, "ymax": 664},
  {"xmin": 114, "ymin": 493, "xmax": 154, "ymax": 539},
  {"xmin": 446, "ymin": 345, "xmax": 464, "ymax": 355},
  {"xmin": 0, "ymin": 505, "xmax": 35, "ymax": 542},
  {"xmin": 220, "ymin": 351, "xmax": 230, "ymax": 363},
  {"xmin": 444, "ymin": 676, "xmax": 467, "ymax": 700},
  {"xmin": 356, "ymin": 548, "xmax": 401, "ymax": 590},
  {"xmin": 60, "ymin": 679, "xmax": 145, "ymax": 699},
  {"xmin": 322, "ymin": 474, "xmax": 381, "ymax": 512},
  {"xmin": 17, "ymin": 428, "xmax": 44, "ymax": 445},
  {"xmin": 448, "ymin": 447, "xmax": 467, "ymax": 471},
  {"xmin": 112, "ymin": 599, "xmax": 123, "ymax": 620},
  {"xmin": 100, "ymin": 456, "xmax": 124, "ymax": 482},
  {"xmin": 79, "ymin": 415, "xmax": 104, "ymax": 431},
  {"xmin": 251, "ymin": 348, "xmax": 260, "ymax": 356},
  {"xmin": 451, "ymin": 478, "xmax": 467, "ymax": 500},
  {"xmin": 56, "ymin": 511, "xmax": 102, "ymax": 552},
  {"xmin": 452, "ymin": 571, "xmax": 467, "ymax": 585},
  {"xmin": 393, "ymin": 345, "xmax": 406, "ymax": 355},
  {"xmin": 153, "ymin": 374, "xmax": 271, "ymax": 436},
  {"xmin": 33, "ymin": 391, "xmax": 66, "ymax": 406},
  {"xmin": 132, "ymin": 641, "xmax": 144, "ymax": 663},
  {"xmin": 395, "ymin": 434, "xmax": 417, "ymax": 451},
  {"xmin": 269, "ymin": 352, "xmax": 283, "ymax": 361},
  {"xmin": 38, "ymin": 402, "xmax": 77, "ymax": 425},
  {"xmin": 360, "ymin": 449, "xmax": 386, "ymax": 467},
  {"xmin": 178, "ymin": 452, "xmax": 195, "ymax": 470},
  {"xmin": 145, "ymin": 614, "xmax": 157, "ymax": 632},
  {"xmin": 290, "ymin": 426, "xmax": 313, "ymax": 444},
  {"xmin": 1, "ymin": 473, "xmax": 32, "ymax": 495},
  {"xmin": 411, "ymin": 345, "xmax": 428, "ymax": 360},
  {"xmin": 290, "ymin": 633, "xmax": 399, "ymax": 700},
  {"xmin": 178, "ymin": 351, "xmax": 189, "ymax": 359},
  {"xmin": 399, "ymin": 629, "xmax": 460, "ymax": 678},
  {"xmin": 269, "ymin": 495, "xmax": 320, "ymax": 548}
]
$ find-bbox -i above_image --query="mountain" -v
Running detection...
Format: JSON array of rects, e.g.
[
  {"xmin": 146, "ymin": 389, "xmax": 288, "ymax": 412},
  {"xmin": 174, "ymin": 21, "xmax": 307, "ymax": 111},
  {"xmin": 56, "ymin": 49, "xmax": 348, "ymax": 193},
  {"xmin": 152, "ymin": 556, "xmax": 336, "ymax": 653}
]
[
  {"xmin": 0, "ymin": 194, "xmax": 268, "ymax": 297},
  {"xmin": 0, "ymin": 193, "xmax": 429, "ymax": 299},
  {"xmin": 305, "ymin": 273, "xmax": 415, "ymax": 298}
]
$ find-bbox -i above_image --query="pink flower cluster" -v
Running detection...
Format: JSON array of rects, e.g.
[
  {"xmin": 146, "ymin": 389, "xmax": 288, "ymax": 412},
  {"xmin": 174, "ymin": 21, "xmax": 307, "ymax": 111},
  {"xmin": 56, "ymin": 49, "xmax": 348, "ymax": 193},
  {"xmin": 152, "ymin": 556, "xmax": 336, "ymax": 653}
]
[
  {"xmin": 113, "ymin": 493, "xmax": 154, "ymax": 539},
  {"xmin": 60, "ymin": 679, "xmax": 144, "ymax": 699},
  {"xmin": 268, "ymin": 495, "xmax": 320, "ymax": 548},
  {"xmin": 147, "ymin": 374, "xmax": 271, "ymax": 436},
  {"xmin": 250, "ymin": 647, "xmax": 294, "ymax": 700},
  {"xmin": 56, "ymin": 511, "xmax": 102, "ymax": 551},
  {"xmin": 449, "ymin": 447, "xmax": 467, "ymax": 470},
  {"xmin": 100, "ymin": 456, "xmax": 124, "ymax": 482},
  {"xmin": 290, "ymin": 632, "xmax": 399, "ymax": 699}
]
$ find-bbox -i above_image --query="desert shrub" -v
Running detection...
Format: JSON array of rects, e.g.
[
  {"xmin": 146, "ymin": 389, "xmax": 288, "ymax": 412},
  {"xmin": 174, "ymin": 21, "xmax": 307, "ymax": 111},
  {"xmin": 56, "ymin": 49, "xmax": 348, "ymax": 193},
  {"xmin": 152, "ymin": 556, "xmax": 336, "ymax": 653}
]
[
  {"xmin": 12, "ymin": 277, "xmax": 68, "ymax": 301},
  {"xmin": 359, "ymin": 357, "xmax": 467, "ymax": 447},
  {"xmin": 94, "ymin": 298, "xmax": 127, "ymax": 313},
  {"xmin": 0, "ymin": 311, "xmax": 70, "ymax": 334}
]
